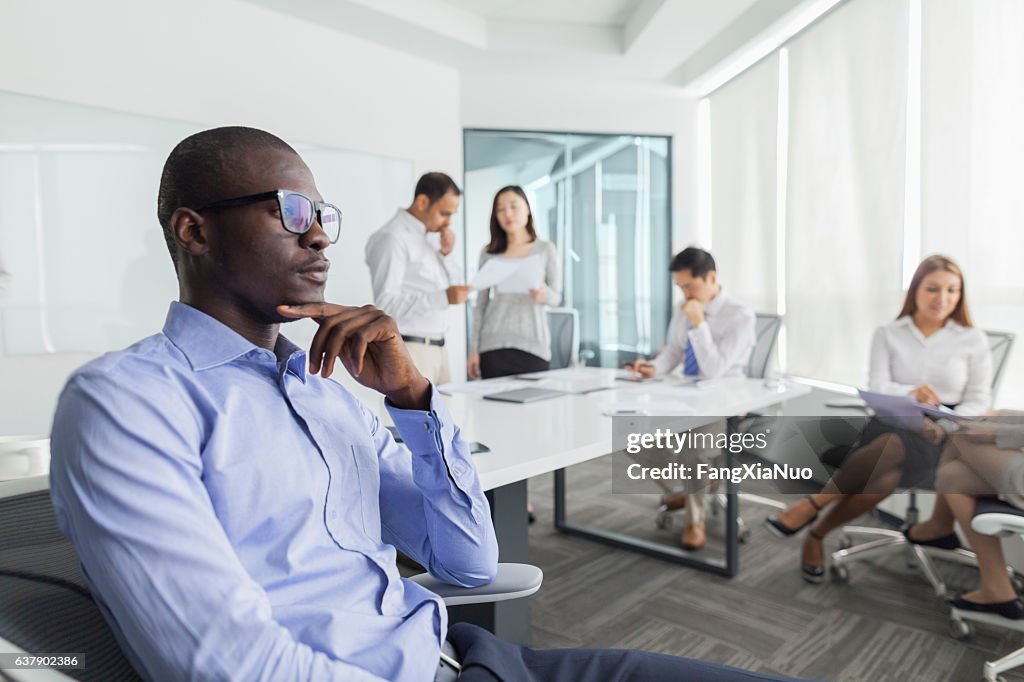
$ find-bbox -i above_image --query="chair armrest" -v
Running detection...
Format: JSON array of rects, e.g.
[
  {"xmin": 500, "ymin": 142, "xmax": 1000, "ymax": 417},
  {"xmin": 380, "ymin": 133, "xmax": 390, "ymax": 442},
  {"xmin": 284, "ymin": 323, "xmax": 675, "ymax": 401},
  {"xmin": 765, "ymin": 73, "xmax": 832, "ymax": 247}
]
[
  {"xmin": 971, "ymin": 499, "xmax": 1024, "ymax": 537},
  {"xmin": 408, "ymin": 563, "xmax": 543, "ymax": 606}
]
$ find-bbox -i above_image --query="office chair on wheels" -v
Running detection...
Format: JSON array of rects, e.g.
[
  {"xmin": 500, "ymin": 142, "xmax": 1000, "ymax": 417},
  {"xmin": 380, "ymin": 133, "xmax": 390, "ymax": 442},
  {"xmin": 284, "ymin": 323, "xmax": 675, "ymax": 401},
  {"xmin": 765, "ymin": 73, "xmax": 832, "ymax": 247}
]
[
  {"xmin": 828, "ymin": 330, "xmax": 1017, "ymax": 596},
  {"xmin": 948, "ymin": 499, "xmax": 1024, "ymax": 682},
  {"xmin": 0, "ymin": 475, "xmax": 543, "ymax": 682}
]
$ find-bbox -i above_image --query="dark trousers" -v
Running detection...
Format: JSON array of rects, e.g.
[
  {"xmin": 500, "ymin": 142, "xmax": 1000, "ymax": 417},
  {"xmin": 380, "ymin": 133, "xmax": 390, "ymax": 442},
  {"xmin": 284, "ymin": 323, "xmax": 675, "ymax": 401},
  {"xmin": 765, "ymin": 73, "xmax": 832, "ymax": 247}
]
[
  {"xmin": 447, "ymin": 623, "xmax": 806, "ymax": 682},
  {"xmin": 480, "ymin": 349, "xmax": 550, "ymax": 379}
]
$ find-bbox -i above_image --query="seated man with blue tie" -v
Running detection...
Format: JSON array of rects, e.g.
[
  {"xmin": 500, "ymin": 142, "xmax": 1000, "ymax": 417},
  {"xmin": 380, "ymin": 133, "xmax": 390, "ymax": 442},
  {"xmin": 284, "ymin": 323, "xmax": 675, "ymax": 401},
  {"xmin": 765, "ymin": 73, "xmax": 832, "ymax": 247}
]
[{"xmin": 626, "ymin": 247, "xmax": 757, "ymax": 549}]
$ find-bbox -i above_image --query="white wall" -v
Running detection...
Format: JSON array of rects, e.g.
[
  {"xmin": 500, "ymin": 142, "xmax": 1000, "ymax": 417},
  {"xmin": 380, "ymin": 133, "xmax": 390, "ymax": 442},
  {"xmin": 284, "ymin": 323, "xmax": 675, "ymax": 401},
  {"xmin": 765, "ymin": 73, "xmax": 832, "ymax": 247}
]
[
  {"xmin": 460, "ymin": 73, "xmax": 700, "ymax": 253},
  {"xmin": 0, "ymin": 0, "xmax": 464, "ymax": 435}
]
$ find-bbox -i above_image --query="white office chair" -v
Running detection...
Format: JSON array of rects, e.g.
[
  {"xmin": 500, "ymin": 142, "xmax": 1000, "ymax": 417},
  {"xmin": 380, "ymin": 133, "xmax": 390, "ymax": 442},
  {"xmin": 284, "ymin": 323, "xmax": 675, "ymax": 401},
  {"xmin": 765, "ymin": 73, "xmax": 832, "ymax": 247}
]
[
  {"xmin": 829, "ymin": 330, "xmax": 1017, "ymax": 595},
  {"xmin": 0, "ymin": 436, "xmax": 49, "ymax": 481},
  {"xmin": 0, "ymin": 476, "xmax": 542, "ymax": 681},
  {"xmin": 949, "ymin": 498, "xmax": 1024, "ymax": 682}
]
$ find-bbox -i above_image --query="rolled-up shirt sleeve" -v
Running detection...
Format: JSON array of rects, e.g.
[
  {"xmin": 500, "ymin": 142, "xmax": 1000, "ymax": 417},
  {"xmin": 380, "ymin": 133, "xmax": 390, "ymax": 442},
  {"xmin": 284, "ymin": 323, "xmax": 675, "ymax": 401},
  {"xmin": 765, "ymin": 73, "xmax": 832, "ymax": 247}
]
[
  {"xmin": 651, "ymin": 311, "xmax": 686, "ymax": 376},
  {"xmin": 687, "ymin": 308, "xmax": 756, "ymax": 380},
  {"xmin": 50, "ymin": 373, "xmax": 388, "ymax": 682},
  {"xmin": 380, "ymin": 386, "xmax": 498, "ymax": 587}
]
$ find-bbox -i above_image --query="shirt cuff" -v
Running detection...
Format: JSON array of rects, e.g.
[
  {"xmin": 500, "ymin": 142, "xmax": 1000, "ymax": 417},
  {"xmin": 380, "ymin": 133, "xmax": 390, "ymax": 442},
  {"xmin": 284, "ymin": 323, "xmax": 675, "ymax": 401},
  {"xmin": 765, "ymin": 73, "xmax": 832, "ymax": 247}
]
[
  {"xmin": 386, "ymin": 384, "xmax": 479, "ymax": 503},
  {"xmin": 687, "ymin": 321, "xmax": 712, "ymax": 344}
]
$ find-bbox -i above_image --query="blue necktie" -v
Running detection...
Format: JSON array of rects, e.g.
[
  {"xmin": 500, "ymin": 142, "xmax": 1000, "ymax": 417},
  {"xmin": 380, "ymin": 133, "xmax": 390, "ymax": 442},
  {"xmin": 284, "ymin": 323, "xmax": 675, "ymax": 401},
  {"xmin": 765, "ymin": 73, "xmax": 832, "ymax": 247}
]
[{"xmin": 683, "ymin": 338, "xmax": 699, "ymax": 377}]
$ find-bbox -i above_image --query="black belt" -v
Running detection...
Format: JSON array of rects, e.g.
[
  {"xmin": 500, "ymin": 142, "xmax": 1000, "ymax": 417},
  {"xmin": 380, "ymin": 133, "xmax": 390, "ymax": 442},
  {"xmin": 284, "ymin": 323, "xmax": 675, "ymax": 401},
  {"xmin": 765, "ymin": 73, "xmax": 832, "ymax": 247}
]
[{"xmin": 402, "ymin": 335, "xmax": 445, "ymax": 347}]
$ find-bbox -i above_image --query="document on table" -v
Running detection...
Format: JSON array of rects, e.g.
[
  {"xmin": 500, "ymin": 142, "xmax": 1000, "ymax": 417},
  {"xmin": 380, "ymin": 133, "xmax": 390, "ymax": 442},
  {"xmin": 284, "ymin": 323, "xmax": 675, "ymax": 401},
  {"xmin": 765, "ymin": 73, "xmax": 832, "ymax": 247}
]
[
  {"xmin": 601, "ymin": 402, "xmax": 697, "ymax": 417},
  {"xmin": 470, "ymin": 255, "xmax": 544, "ymax": 294},
  {"xmin": 438, "ymin": 379, "xmax": 541, "ymax": 396}
]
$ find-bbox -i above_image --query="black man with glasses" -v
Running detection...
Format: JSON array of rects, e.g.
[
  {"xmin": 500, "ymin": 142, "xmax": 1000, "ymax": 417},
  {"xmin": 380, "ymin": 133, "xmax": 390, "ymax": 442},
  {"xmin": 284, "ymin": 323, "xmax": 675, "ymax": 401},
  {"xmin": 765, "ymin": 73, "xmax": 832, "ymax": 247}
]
[{"xmin": 49, "ymin": 126, "xmax": 807, "ymax": 682}]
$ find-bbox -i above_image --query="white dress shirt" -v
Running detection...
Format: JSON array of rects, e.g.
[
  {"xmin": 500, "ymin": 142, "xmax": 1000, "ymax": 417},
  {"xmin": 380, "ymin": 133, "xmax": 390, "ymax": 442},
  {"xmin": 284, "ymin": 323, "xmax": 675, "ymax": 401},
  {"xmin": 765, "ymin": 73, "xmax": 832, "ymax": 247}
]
[
  {"xmin": 868, "ymin": 316, "xmax": 992, "ymax": 416},
  {"xmin": 651, "ymin": 290, "xmax": 756, "ymax": 379},
  {"xmin": 365, "ymin": 209, "xmax": 462, "ymax": 338}
]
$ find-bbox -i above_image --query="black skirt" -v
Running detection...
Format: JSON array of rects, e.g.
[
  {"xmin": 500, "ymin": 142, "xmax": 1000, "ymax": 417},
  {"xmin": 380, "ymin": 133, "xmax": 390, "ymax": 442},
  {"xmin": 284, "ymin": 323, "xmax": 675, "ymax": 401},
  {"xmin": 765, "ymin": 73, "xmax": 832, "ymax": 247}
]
[
  {"xmin": 480, "ymin": 349, "xmax": 550, "ymax": 379},
  {"xmin": 857, "ymin": 417, "xmax": 948, "ymax": 489}
]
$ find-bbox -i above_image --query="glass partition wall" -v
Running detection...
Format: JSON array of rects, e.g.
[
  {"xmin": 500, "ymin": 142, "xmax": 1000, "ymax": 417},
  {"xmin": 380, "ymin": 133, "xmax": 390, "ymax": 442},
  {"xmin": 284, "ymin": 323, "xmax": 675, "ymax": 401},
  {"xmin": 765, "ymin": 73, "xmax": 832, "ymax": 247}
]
[{"xmin": 463, "ymin": 129, "xmax": 672, "ymax": 367}]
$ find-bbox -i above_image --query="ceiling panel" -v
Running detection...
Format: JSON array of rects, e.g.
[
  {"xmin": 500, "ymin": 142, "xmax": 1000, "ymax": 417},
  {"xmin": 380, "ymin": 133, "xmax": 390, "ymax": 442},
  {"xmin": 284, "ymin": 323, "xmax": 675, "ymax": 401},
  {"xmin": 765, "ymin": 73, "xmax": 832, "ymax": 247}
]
[{"xmin": 444, "ymin": 0, "xmax": 641, "ymax": 26}]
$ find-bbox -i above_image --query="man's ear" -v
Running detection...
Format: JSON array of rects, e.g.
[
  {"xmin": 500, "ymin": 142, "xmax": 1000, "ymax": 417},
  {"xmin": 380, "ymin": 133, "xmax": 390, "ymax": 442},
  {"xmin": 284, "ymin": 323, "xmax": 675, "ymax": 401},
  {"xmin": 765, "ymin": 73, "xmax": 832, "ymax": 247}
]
[
  {"xmin": 169, "ymin": 208, "xmax": 210, "ymax": 259},
  {"xmin": 707, "ymin": 271, "xmax": 718, "ymax": 287},
  {"xmin": 413, "ymin": 194, "xmax": 430, "ymax": 213}
]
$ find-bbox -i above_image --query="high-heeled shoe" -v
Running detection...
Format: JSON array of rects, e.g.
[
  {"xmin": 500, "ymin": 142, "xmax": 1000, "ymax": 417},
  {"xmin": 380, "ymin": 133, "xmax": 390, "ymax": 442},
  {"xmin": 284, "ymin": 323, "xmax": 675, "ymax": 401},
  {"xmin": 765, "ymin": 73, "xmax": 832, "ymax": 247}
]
[
  {"xmin": 766, "ymin": 495, "xmax": 823, "ymax": 538},
  {"xmin": 801, "ymin": 529, "xmax": 826, "ymax": 584}
]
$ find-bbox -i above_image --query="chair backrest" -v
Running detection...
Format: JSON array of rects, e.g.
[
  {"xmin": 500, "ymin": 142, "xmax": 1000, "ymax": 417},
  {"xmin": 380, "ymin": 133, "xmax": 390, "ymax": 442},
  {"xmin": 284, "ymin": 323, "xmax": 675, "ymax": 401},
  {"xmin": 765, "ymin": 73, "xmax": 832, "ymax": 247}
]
[
  {"xmin": 547, "ymin": 308, "xmax": 580, "ymax": 370},
  {"xmin": 747, "ymin": 313, "xmax": 783, "ymax": 379},
  {"xmin": 985, "ymin": 329, "xmax": 1015, "ymax": 395},
  {"xmin": 0, "ymin": 478, "xmax": 140, "ymax": 682}
]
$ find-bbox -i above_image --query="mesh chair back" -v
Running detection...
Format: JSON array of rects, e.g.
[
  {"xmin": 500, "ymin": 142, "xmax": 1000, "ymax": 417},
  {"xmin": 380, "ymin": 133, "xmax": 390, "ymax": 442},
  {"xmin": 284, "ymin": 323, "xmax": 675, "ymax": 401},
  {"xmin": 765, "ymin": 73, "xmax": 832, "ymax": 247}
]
[
  {"xmin": 0, "ymin": 485, "xmax": 140, "ymax": 681},
  {"xmin": 747, "ymin": 314, "xmax": 783, "ymax": 379},
  {"xmin": 985, "ymin": 330, "xmax": 1015, "ymax": 395},
  {"xmin": 547, "ymin": 308, "xmax": 579, "ymax": 370}
]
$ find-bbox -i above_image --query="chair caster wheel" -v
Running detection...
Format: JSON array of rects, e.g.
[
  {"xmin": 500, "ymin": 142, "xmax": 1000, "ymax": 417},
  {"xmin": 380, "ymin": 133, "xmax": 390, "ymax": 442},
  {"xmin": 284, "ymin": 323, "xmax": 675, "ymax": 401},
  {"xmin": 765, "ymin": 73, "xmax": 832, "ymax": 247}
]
[
  {"xmin": 738, "ymin": 527, "xmax": 751, "ymax": 544},
  {"xmin": 949, "ymin": 618, "xmax": 973, "ymax": 640},
  {"xmin": 656, "ymin": 511, "xmax": 674, "ymax": 530},
  {"xmin": 830, "ymin": 564, "xmax": 849, "ymax": 582},
  {"xmin": 836, "ymin": 534, "xmax": 851, "ymax": 551}
]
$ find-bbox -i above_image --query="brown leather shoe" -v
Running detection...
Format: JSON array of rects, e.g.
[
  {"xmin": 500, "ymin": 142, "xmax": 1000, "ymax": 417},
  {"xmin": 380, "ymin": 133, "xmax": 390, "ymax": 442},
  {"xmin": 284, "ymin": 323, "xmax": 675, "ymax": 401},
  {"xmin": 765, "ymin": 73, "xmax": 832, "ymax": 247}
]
[
  {"xmin": 681, "ymin": 522, "xmax": 707, "ymax": 551},
  {"xmin": 661, "ymin": 492, "xmax": 688, "ymax": 510}
]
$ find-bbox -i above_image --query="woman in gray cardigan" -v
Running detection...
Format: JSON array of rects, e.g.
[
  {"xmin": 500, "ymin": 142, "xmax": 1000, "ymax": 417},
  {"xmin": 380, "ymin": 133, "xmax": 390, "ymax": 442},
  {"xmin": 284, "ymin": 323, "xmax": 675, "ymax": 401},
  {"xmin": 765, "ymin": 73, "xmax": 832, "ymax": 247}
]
[{"xmin": 468, "ymin": 186, "xmax": 562, "ymax": 379}]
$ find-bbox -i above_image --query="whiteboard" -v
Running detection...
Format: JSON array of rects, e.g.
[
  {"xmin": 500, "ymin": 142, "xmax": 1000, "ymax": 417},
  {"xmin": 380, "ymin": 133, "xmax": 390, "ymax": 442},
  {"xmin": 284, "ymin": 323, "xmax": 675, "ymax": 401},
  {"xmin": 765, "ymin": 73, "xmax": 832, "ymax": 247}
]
[{"xmin": 0, "ymin": 91, "xmax": 414, "ymax": 355}]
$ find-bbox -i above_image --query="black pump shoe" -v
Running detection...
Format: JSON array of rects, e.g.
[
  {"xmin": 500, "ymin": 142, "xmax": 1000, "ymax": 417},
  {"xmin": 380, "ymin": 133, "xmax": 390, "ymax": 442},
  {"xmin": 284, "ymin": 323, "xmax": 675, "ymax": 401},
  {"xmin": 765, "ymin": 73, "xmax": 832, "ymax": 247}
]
[
  {"xmin": 902, "ymin": 525, "xmax": 961, "ymax": 551},
  {"xmin": 948, "ymin": 594, "xmax": 1024, "ymax": 620},
  {"xmin": 801, "ymin": 529, "xmax": 826, "ymax": 584}
]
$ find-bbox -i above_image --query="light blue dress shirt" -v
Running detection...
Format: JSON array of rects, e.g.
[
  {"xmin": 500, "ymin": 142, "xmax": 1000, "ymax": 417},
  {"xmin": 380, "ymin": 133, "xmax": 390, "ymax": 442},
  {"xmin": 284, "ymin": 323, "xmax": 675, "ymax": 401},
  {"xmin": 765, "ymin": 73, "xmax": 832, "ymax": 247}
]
[{"xmin": 49, "ymin": 302, "xmax": 499, "ymax": 682}]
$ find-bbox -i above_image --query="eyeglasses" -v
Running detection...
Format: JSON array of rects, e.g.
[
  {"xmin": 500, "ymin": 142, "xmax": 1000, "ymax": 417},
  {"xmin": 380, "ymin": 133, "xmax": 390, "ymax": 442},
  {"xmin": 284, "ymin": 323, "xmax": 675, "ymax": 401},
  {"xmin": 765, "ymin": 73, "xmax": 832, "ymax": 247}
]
[{"xmin": 195, "ymin": 189, "xmax": 342, "ymax": 243}]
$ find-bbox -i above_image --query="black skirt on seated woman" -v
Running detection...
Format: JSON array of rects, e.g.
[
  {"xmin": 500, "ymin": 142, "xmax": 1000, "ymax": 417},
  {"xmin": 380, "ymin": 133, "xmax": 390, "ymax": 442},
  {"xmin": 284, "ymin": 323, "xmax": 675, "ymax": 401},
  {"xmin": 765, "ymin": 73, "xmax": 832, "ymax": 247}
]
[
  {"xmin": 850, "ymin": 416, "xmax": 949, "ymax": 490},
  {"xmin": 480, "ymin": 348, "xmax": 549, "ymax": 379}
]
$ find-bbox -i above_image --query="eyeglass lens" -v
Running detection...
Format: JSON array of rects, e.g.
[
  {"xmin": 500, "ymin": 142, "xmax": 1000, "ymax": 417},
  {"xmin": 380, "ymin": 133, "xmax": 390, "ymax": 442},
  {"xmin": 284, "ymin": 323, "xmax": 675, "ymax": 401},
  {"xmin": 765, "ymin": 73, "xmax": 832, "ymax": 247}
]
[{"xmin": 281, "ymin": 192, "xmax": 341, "ymax": 242}]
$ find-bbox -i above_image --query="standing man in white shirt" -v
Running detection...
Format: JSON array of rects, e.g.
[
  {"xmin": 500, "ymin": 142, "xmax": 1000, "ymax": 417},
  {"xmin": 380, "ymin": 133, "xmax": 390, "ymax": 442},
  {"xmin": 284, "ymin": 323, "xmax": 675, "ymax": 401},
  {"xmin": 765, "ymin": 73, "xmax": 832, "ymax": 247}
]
[
  {"xmin": 366, "ymin": 173, "xmax": 471, "ymax": 385},
  {"xmin": 626, "ymin": 247, "xmax": 757, "ymax": 549}
]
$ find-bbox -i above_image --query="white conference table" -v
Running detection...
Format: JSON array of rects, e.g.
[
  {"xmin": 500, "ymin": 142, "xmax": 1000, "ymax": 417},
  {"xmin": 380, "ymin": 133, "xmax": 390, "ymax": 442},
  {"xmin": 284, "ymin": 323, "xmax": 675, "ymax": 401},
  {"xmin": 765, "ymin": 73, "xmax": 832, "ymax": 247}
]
[
  {"xmin": 446, "ymin": 369, "xmax": 810, "ymax": 492},
  {"xmin": 435, "ymin": 368, "xmax": 810, "ymax": 642}
]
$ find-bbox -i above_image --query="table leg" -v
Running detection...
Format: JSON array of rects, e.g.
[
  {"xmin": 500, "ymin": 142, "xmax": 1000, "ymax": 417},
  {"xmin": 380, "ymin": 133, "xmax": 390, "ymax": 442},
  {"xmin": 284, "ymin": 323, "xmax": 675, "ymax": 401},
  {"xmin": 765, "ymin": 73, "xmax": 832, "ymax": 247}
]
[
  {"xmin": 553, "ymin": 453, "xmax": 740, "ymax": 577},
  {"xmin": 446, "ymin": 480, "xmax": 533, "ymax": 644}
]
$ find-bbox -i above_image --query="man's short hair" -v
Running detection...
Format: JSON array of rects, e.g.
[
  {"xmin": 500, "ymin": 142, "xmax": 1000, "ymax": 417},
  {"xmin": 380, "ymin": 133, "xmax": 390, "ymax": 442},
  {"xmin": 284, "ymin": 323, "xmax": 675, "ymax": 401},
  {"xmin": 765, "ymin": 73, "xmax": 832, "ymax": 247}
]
[
  {"xmin": 157, "ymin": 126, "xmax": 297, "ymax": 271},
  {"xmin": 414, "ymin": 172, "xmax": 461, "ymax": 204},
  {"xmin": 669, "ymin": 247, "xmax": 716, "ymax": 278}
]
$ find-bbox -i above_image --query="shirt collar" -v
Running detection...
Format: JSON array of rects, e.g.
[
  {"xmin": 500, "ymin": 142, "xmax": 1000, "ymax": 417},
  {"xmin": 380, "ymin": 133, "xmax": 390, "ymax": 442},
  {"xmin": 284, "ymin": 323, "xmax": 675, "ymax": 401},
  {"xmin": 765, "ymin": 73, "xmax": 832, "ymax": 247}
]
[
  {"xmin": 894, "ymin": 315, "xmax": 965, "ymax": 341},
  {"xmin": 705, "ymin": 289, "xmax": 728, "ymax": 317},
  {"xmin": 163, "ymin": 302, "xmax": 308, "ymax": 380},
  {"xmin": 396, "ymin": 208, "xmax": 427, "ymax": 235}
]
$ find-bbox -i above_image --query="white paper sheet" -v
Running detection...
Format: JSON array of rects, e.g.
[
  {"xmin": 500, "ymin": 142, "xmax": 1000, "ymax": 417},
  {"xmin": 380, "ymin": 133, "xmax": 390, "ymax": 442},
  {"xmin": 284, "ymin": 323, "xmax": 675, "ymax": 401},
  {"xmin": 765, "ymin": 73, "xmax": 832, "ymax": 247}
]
[
  {"xmin": 471, "ymin": 257, "xmax": 524, "ymax": 291},
  {"xmin": 496, "ymin": 255, "xmax": 544, "ymax": 294}
]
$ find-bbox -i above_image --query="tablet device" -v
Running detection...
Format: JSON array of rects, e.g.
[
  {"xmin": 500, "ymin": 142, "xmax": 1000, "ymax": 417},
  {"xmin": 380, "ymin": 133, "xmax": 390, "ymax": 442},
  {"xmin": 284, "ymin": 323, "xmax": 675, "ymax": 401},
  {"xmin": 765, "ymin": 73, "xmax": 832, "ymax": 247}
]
[{"xmin": 483, "ymin": 387, "xmax": 566, "ymax": 403}]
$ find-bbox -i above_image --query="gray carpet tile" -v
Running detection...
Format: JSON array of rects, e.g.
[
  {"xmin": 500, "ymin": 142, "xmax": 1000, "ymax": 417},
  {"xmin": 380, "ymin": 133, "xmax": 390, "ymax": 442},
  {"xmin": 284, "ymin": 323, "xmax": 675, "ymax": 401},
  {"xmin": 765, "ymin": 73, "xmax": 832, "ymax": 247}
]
[{"xmin": 523, "ymin": 456, "xmax": 1024, "ymax": 682}]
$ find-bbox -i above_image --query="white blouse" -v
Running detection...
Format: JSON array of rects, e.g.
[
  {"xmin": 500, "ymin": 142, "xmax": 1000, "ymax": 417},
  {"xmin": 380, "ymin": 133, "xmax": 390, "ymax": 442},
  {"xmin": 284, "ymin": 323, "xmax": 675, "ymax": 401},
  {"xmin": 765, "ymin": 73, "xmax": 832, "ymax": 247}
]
[{"xmin": 868, "ymin": 316, "xmax": 992, "ymax": 416}]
